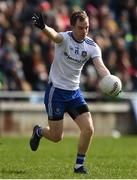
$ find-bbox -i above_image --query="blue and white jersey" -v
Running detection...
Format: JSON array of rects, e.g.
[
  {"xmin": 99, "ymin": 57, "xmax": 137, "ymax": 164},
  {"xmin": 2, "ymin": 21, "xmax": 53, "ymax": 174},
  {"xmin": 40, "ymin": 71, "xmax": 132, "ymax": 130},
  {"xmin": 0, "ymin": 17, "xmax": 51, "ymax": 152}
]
[{"xmin": 49, "ymin": 31, "xmax": 102, "ymax": 90}]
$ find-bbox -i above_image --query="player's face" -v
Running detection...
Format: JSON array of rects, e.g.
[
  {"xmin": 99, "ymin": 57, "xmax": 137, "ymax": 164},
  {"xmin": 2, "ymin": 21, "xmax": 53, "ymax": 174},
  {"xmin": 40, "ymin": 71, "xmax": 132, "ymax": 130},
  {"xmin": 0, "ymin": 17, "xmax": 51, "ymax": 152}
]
[{"xmin": 72, "ymin": 17, "xmax": 89, "ymax": 41}]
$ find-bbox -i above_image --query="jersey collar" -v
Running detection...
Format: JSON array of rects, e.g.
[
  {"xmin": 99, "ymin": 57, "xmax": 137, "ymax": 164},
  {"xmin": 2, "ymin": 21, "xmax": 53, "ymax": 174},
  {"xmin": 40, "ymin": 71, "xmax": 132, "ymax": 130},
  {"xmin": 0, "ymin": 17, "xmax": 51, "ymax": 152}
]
[{"xmin": 71, "ymin": 32, "xmax": 85, "ymax": 43}]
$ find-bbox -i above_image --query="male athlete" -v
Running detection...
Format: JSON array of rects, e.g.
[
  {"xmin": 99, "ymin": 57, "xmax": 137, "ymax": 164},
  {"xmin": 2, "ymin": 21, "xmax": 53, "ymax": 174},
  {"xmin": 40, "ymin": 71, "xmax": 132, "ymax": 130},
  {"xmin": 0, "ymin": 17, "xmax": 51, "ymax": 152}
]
[{"xmin": 30, "ymin": 10, "xmax": 111, "ymax": 174}]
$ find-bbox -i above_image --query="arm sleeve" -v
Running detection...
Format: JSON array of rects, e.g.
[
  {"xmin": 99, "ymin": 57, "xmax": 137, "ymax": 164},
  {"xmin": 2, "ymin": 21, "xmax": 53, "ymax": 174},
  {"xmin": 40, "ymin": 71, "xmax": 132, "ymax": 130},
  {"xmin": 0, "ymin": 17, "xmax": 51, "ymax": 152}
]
[
  {"xmin": 58, "ymin": 32, "xmax": 67, "ymax": 44},
  {"xmin": 90, "ymin": 43, "xmax": 102, "ymax": 60}
]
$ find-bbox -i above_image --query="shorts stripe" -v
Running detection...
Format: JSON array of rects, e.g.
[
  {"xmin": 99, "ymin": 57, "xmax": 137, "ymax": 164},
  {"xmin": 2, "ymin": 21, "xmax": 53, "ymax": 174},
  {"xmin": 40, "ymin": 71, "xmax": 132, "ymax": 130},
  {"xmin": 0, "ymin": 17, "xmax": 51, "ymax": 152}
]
[{"xmin": 48, "ymin": 85, "xmax": 55, "ymax": 118}]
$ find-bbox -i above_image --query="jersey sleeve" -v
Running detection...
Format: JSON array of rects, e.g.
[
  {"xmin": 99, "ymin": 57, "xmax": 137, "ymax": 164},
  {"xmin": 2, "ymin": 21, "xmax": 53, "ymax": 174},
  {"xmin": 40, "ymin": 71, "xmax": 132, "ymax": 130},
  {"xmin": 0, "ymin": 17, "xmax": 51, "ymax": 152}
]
[
  {"xmin": 90, "ymin": 43, "xmax": 102, "ymax": 60},
  {"xmin": 58, "ymin": 32, "xmax": 68, "ymax": 44}
]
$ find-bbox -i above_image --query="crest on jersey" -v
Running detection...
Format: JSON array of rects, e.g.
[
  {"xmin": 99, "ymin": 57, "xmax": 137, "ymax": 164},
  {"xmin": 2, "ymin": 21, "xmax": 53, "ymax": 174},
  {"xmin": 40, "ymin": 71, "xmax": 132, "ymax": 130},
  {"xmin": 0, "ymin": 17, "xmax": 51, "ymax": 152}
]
[{"xmin": 81, "ymin": 51, "xmax": 87, "ymax": 57}]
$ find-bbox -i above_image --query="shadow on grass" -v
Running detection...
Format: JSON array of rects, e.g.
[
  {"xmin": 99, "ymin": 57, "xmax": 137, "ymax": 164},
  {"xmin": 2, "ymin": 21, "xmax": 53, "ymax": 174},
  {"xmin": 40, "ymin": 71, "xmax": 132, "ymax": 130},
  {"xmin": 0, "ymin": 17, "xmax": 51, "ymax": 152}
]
[{"xmin": 1, "ymin": 169, "xmax": 26, "ymax": 174}]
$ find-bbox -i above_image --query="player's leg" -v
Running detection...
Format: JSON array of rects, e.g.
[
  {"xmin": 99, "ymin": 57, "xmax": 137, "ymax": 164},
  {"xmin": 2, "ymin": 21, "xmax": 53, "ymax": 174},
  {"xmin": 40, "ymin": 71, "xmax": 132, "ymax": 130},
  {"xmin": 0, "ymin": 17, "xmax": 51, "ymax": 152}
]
[
  {"xmin": 69, "ymin": 109, "xmax": 94, "ymax": 174},
  {"xmin": 41, "ymin": 119, "xmax": 64, "ymax": 142},
  {"xmin": 74, "ymin": 112, "xmax": 94, "ymax": 155},
  {"xmin": 30, "ymin": 119, "xmax": 63, "ymax": 151},
  {"xmin": 30, "ymin": 83, "xmax": 65, "ymax": 151},
  {"xmin": 67, "ymin": 88, "xmax": 94, "ymax": 174}
]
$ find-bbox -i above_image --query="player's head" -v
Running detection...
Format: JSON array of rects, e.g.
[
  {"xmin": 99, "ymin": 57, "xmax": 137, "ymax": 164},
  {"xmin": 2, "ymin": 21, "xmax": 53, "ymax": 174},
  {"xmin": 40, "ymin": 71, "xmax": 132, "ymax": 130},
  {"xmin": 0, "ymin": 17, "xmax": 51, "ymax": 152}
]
[{"xmin": 70, "ymin": 10, "xmax": 89, "ymax": 41}]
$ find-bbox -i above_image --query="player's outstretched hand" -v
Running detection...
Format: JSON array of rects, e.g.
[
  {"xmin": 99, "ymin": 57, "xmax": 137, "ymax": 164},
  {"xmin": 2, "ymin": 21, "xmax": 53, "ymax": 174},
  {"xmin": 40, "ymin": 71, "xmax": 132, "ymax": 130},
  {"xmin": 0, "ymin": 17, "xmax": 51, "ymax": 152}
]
[{"xmin": 32, "ymin": 12, "xmax": 45, "ymax": 30}]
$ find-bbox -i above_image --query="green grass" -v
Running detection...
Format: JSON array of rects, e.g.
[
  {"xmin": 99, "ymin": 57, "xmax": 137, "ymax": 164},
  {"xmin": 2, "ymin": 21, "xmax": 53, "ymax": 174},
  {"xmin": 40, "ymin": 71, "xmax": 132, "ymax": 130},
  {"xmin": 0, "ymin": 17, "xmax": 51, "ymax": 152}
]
[{"xmin": 0, "ymin": 136, "xmax": 137, "ymax": 179}]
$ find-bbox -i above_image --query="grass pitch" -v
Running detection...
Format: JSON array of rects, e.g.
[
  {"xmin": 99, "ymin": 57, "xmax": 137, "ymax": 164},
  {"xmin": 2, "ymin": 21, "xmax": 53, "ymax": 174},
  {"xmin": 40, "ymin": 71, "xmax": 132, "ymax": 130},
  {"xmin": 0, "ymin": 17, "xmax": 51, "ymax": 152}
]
[{"xmin": 0, "ymin": 136, "xmax": 137, "ymax": 179}]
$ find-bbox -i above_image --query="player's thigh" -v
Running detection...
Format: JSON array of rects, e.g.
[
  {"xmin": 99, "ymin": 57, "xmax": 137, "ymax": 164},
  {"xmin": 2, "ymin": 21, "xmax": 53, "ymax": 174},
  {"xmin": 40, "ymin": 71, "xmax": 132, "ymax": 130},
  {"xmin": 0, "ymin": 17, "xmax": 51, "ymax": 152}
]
[
  {"xmin": 44, "ymin": 83, "xmax": 65, "ymax": 120},
  {"xmin": 48, "ymin": 119, "xmax": 64, "ymax": 137},
  {"xmin": 74, "ymin": 112, "xmax": 94, "ymax": 133}
]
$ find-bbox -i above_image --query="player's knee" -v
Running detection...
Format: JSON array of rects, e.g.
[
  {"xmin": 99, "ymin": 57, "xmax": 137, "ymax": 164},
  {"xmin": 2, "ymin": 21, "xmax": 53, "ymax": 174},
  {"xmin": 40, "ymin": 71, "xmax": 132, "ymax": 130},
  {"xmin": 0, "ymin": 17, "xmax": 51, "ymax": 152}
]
[
  {"xmin": 87, "ymin": 126, "xmax": 94, "ymax": 136},
  {"xmin": 83, "ymin": 125, "xmax": 94, "ymax": 137},
  {"xmin": 90, "ymin": 125, "xmax": 94, "ymax": 135},
  {"xmin": 52, "ymin": 134, "xmax": 63, "ymax": 142}
]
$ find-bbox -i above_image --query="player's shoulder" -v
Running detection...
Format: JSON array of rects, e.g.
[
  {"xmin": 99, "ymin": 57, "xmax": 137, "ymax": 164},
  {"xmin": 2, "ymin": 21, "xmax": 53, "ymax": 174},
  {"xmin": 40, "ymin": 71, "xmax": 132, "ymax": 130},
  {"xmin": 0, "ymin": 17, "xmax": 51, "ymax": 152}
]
[
  {"xmin": 58, "ymin": 31, "xmax": 72, "ymax": 42},
  {"xmin": 85, "ymin": 36, "xmax": 102, "ymax": 55},
  {"xmin": 59, "ymin": 31, "xmax": 72, "ymax": 37},
  {"xmin": 67, "ymin": 31, "xmax": 72, "ymax": 36},
  {"xmin": 84, "ymin": 37, "xmax": 97, "ymax": 47}
]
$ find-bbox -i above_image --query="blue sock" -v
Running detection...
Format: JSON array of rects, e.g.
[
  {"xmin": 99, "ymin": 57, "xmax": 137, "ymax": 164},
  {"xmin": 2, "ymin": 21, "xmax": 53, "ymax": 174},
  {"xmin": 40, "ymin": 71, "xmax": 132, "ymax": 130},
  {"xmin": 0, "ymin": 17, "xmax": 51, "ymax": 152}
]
[
  {"xmin": 36, "ymin": 127, "xmax": 43, "ymax": 138},
  {"xmin": 75, "ymin": 154, "xmax": 85, "ymax": 169}
]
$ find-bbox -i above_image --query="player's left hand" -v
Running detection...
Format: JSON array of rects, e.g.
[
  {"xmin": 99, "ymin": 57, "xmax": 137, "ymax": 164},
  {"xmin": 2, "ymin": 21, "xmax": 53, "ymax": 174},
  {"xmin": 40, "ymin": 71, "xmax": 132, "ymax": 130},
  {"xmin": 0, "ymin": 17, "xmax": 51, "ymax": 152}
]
[{"xmin": 32, "ymin": 12, "xmax": 45, "ymax": 30}]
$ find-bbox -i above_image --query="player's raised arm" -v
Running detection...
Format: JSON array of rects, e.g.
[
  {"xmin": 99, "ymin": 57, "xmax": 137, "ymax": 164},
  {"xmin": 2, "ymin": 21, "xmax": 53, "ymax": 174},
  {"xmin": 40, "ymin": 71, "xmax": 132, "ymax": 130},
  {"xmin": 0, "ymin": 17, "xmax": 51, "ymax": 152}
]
[
  {"xmin": 32, "ymin": 12, "xmax": 63, "ymax": 43},
  {"xmin": 93, "ymin": 57, "xmax": 111, "ymax": 77}
]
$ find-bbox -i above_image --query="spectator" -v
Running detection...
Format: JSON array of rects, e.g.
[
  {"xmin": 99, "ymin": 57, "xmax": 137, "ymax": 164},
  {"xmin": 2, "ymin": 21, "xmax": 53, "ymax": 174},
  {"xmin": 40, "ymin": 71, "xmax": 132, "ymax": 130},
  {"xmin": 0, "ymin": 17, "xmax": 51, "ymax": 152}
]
[{"xmin": 0, "ymin": 0, "xmax": 137, "ymax": 92}]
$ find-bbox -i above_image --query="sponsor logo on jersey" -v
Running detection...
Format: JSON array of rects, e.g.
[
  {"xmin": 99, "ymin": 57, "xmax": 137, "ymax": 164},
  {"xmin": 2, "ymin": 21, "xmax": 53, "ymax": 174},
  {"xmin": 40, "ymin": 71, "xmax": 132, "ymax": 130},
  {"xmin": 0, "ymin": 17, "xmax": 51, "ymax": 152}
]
[{"xmin": 64, "ymin": 52, "xmax": 87, "ymax": 64}]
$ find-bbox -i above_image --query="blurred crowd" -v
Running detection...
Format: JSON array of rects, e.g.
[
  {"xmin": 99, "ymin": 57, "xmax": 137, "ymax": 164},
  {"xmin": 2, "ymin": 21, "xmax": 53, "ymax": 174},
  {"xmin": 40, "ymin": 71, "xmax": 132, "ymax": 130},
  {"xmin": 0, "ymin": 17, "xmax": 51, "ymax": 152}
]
[{"xmin": 0, "ymin": 0, "xmax": 137, "ymax": 92}]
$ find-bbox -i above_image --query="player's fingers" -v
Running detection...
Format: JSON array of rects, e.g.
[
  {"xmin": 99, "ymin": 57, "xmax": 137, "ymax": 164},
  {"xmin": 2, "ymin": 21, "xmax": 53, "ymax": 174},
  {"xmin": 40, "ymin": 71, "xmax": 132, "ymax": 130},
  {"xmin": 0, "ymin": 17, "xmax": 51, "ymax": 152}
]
[
  {"xmin": 38, "ymin": 12, "xmax": 43, "ymax": 19},
  {"xmin": 33, "ymin": 13, "xmax": 40, "ymax": 19},
  {"xmin": 32, "ymin": 19, "xmax": 38, "ymax": 25},
  {"xmin": 32, "ymin": 18, "xmax": 39, "ymax": 27},
  {"xmin": 32, "ymin": 15, "xmax": 40, "ymax": 24},
  {"xmin": 35, "ymin": 12, "xmax": 43, "ymax": 19},
  {"xmin": 32, "ymin": 16, "xmax": 37, "ymax": 21},
  {"xmin": 33, "ymin": 20, "xmax": 37, "ymax": 24}
]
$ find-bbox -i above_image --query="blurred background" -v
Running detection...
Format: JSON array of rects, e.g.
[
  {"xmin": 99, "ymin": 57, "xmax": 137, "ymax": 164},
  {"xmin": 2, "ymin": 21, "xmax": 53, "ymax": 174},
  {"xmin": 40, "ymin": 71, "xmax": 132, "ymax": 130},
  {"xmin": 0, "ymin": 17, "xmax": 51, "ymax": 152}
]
[{"xmin": 0, "ymin": 0, "xmax": 137, "ymax": 137}]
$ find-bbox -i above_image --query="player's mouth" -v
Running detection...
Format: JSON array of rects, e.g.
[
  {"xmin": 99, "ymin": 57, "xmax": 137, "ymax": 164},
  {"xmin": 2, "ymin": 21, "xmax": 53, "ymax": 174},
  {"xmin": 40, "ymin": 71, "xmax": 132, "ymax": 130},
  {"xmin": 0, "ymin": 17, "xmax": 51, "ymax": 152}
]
[
  {"xmin": 81, "ymin": 34, "xmax": 86, "ymax": 37},
  {"xmin": 80, "ymin": 34, "xmax": 86, "ymax": 38}
]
